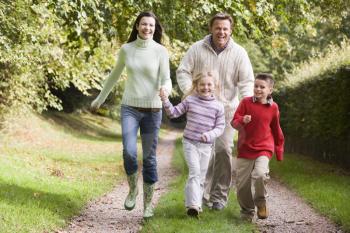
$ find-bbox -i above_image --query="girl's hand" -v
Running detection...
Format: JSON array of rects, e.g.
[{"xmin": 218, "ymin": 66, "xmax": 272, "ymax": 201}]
[
  {"xmin": 243, "ymin": 115, "xmax": 251, "ymax": 124},
  {"xmin": 159, "ymin": 87, "xmax": 168, "ymax": 102},
  {"xmin": 201, "ymin": 133, "xmax": 208, "ymax": 143}
]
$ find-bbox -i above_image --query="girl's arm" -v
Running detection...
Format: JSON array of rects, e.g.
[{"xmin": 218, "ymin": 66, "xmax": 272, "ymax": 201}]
[
  {"xmin": 271, "ymin": 105, "xmax": 285, "ymax": 161},
  {"xmin": 162, "ymin": 98, "xmax": 189, "ymax": 119},
  {"xmin": 91, "ymin": 48, "xmax": 126, "ymax": 109}
]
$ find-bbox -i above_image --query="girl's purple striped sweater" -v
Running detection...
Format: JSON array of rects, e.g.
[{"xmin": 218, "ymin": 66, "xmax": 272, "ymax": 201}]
[{"xmin": 163, "ymin": 94, "xmax": 225, "ymax": 144}]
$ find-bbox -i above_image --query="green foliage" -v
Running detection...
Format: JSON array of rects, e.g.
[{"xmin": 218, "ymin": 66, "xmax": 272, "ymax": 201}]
[
  {"xmin": 275, "ymin": 41, "xmax": 350, "ymax": 167},
  {"xmin": 0, "ymin": 1, "xmax": 118, "ymax": 114},
  {"xmin": 0, "ymin": 0, "xmax": 349, "ymax": 114},
  {"xmin": 283, "ymin": 39, "xmax": 350, "ymax": 87}
]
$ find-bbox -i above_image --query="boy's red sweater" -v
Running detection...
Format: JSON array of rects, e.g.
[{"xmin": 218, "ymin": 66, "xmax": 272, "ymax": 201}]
[{"xmin": 231, "ymin": 97, "xmax": 284, "ymax": 161}]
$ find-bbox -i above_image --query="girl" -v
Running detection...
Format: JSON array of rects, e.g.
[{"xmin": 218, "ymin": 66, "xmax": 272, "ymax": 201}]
[
  {"xmin": 159, "ymin": 71, "xmax": 225, "ymax": 217},
  {"xmin": 91, "ymin": 11, "xmax": 172, "ymax": 219}
]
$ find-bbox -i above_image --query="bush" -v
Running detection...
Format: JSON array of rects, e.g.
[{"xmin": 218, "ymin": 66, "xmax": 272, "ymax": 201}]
[{"xmin": 275, "ymin": 41, "xmax": 350, "ymax": 169}]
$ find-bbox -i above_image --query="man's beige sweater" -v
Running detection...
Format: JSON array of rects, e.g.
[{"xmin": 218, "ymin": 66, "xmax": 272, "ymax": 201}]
[{"xmin": 176, "ymin": 35, "xmax": 254, "ymax": 121}]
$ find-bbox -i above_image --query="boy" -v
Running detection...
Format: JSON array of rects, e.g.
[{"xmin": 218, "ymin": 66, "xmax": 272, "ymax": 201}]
[{"xmin": 231, "ymin": 73, "xmax": 284, "ymax": 221}]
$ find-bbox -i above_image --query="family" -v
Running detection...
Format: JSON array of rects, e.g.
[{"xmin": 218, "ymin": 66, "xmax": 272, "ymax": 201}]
[{"xmin": 90, "ymin": 11, "xmax": 285, "ymax": 222}]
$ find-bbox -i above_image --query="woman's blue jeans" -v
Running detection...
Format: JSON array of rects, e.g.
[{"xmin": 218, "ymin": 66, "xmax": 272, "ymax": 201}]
[{"xmin": 120, "ymin": 105, "xmax": 162, "ymax": 184}]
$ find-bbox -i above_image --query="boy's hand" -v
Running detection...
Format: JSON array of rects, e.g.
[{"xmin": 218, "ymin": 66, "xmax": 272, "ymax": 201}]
[
  {"xmin": 243, "ymin": 115, "xmax": 251, "ymax": 124},
  {"xmin": 159, "ymin": 87, "xmax": 168, "ymax": 102}
]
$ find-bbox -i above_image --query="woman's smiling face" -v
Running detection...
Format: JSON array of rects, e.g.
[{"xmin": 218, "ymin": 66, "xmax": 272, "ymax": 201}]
[{"xmin": 136, "ymin": 16, "xmax": 155, "ymax": 40}]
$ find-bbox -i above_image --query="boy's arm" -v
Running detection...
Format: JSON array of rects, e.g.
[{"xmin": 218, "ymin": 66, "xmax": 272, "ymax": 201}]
[
  {"xmin": 202, "ymin": 105, "xmax": 225, "ymax": 142},
  {"xmin": 231, "ymin": 100, "xmax": 246, "ymax": 130},
  {"xmin": 271, "ymin": 106, "xmax": 285, "ymax": 161}
]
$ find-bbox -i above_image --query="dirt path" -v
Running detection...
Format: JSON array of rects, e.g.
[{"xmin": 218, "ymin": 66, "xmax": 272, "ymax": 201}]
[
  {"xmin": 256, "ymin": 179, "xmax": 343, "ymax": 233},
  {"xmin": 59, "ymin": 130, "xmax": 179, "ymax": 233},
  {"xmin": 58, "ymin": 129, "xmax": 342, "ymax": 233}
]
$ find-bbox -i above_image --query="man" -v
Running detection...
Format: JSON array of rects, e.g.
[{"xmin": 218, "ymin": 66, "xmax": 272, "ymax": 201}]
[{"xmin": 176, "ymin": 12, "xmax": 254, "ymax": 210}]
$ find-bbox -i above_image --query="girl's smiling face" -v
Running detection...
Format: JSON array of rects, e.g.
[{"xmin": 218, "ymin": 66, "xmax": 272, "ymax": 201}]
[{"xmin": 196, "ymin": 76, "xmax": 215, "ymax": 97}]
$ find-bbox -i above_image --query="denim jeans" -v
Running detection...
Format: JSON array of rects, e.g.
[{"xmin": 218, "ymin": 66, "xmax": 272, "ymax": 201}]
[{"xmin": 121, "ymin": 105, "xmax": 162, "ymax": 184}]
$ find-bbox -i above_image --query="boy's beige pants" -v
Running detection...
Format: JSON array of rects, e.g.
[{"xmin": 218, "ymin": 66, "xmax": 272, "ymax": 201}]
[{"xmin": 236, "ymin": 156, "xmax": 270, "ymax": 216}]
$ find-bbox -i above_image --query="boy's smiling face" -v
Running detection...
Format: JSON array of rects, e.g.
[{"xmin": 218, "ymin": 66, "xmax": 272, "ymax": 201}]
[{"xmin": 254, "ymin": 79, "xmax": 273, "ymax": 103}]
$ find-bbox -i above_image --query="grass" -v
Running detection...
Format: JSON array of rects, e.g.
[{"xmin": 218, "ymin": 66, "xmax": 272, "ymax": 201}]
[
  {"xmin": 0, "ymin": 111, "xmax": 124, "ymax": 233},
  {"xmin": 141, "ymin": 139, "xmax": 256, "ymax": 233},
  {"xmin": 270, "ymin": 153, "xmax": 350, "ymax": 232},
  {"xmin": 2, "ymin": 110, "xmax": 348, "ymax": 232}
]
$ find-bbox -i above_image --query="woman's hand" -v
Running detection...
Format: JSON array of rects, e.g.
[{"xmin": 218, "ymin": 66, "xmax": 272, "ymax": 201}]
[{"xmin": 159, "ymin": 87, "xmax": 168, "ymax": 102}]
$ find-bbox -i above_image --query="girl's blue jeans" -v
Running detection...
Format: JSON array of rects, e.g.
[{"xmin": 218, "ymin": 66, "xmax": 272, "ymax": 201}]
[{"xmin": 120, "ymin": 105, "xmax": 162, "ymax": 184}]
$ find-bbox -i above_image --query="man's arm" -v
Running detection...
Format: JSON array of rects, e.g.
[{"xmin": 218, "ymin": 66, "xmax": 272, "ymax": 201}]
[
  {"xmin": 176, "ymin": 46, "xmax": 195, "ymax": 94},
  {"xmin": 237, "ymin": 50, "xmax": 254, "ymax": 98}
]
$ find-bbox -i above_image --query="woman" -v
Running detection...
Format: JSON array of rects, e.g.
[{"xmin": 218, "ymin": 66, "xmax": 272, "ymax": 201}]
[{"xmin": 91, "ymin": 11, "xmax": 172, "ymax": 219}]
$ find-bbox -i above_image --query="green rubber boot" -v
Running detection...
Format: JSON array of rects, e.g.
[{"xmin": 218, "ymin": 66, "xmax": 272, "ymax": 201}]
[
  {"xmin": 143, "ymin": 182, "xmax": 155, "ymax": 219},
  {"xmin": 124, "ymin": 173, "xmax": 138, "ymax": 210}
]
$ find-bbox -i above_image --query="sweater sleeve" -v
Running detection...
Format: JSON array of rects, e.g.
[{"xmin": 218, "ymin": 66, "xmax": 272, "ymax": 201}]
[
  {"xmin": 271, "ymin": 105, "xmax": 285, "ymax": 161},
  {"xmin": 93, "ymin": 47, "xmax": 126, "ymax": 107},
  {"xmin": 237, "ymin": 50, "xmax": 254, "ymax": 98},
  {"xmin": 231, "ymin": 99, "xmax": 246, "ymax": 130},
  {"xmin": 176, "ymin": 46, "xmax": 195, "ymax": 94},
  {"xmin": 159, "ymin": 48, "xmax": 172, "ymax": 94},
  {"xmin": 203, "ymin": 104, "xmax": 225, "ymax": 142},
  {"xmin": 163, "ymin": 98, "xmax": 188, "ymax": 118}
]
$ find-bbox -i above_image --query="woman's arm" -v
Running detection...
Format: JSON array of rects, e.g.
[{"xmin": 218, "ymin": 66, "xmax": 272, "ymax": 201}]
[
  {"xmin": 91, "ymin": 48, "xmax": 126, "ymax": 109},
  {"xmin": 159, "ymin": 48, "xmax": 172, "ymax": 94}
]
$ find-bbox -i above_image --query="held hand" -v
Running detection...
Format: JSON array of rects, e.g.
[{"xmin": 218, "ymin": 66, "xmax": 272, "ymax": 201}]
[
  {"xmin": 243, "ymin": 115, "xmax": 251, "ymax": 124},
  {"xmin": 159, "ymin": 87, "xmax": 168, "ymax": 102}
]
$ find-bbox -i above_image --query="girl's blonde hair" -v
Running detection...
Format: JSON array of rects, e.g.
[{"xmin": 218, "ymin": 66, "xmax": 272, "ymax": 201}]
[{"xmin": 182, "ymin": 70, "xmax": 220, "ymax": 100}]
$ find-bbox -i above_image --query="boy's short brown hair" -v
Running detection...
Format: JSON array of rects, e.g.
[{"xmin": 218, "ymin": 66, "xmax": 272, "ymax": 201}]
[{"xmin": 255, "ymin": 73, "xmax": 274, "ymax": 86}]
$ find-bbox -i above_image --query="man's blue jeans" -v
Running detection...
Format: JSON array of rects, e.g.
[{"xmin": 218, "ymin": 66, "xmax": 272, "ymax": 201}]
[{"xmin": 121, "ymin": 105, "xmax": 162, "ymax": 184}]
